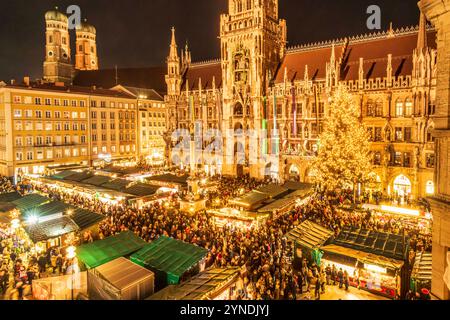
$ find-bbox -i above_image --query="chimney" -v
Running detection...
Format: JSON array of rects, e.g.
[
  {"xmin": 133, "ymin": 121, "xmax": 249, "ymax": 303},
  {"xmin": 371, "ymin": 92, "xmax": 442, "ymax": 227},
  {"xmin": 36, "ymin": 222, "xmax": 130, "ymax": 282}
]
[{"xmin": 23, "ymin": 76, "xmax": 30, "ymax": 86}]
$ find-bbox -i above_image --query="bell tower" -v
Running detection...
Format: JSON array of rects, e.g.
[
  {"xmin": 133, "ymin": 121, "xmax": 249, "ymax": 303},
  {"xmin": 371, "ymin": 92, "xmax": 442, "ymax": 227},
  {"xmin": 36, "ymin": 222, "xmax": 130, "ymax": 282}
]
[
  {"xmin": 220, "ymin": 0, "xmax": 287, "ymax": 178},
  {"xmin": 43, "ymin": 7, "xmax": 73, "ymax": 84},
  {"xmin": 75, "ymin": 20, "xmax": 99, "ymax": 71}
]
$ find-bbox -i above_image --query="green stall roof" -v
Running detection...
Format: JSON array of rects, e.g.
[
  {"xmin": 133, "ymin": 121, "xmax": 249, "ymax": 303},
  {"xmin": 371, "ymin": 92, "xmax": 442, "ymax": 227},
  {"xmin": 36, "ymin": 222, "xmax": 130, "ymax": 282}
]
[
  {"xmin": 77, "ymin": 231, "xmax": 147, "ymax": 269},
  {"xmin": 130, "ymin": 236, "xmax": 208, "ymax": 285},
  {"xmin": 12, "ymin": 194, "xmax": 49, "ymax": 211},
  {"xmin": 22, "ymin": 200, "xmax": 72, "ymax": 220},
  {"xmin": 0, "ymin": 191, "xmax": 22, "ymax": 203}
]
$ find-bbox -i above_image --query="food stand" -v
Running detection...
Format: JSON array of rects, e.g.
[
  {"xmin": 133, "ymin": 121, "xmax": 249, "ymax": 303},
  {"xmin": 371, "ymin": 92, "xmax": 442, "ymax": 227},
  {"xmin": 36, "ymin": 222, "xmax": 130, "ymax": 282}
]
[
  {"xmin": 321, "ymin": 226, "xmax": 410, "ymax": 299},
  {"xmin": 285, "ymin": 220, "xmax": 334, "ymax": 268},
  {"xmin": 207, "ymin": 208, "xmax": 269, "ymax": 230},
  {"xmin": 32, "ymin": 272, "xmax": 88, "ymax": 300},
  {"xmin": 148, "ymin": 267, "xmax": 241, "ymax": 300},
  {"xmin": 321, "ymin": 244, "xmax": 404, "ymax": 299}
]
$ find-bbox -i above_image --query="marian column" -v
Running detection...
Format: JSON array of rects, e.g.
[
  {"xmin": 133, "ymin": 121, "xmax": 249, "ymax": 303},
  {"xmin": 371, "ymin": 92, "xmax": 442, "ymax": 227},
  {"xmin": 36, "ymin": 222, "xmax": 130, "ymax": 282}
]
[{"xmin": 419, "ymin": 0, "xmax": 450, "ymax": 300}]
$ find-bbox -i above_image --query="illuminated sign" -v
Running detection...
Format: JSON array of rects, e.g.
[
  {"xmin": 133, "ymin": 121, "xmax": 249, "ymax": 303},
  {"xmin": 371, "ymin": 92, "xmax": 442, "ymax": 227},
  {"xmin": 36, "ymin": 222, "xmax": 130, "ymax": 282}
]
[
  {"xmin": 365, "ymin": 263, "xmax": 387, "ymax": 274},
  {"xmin": 379, "ymin": 205, "xmax": 420, "ymax": 217}
]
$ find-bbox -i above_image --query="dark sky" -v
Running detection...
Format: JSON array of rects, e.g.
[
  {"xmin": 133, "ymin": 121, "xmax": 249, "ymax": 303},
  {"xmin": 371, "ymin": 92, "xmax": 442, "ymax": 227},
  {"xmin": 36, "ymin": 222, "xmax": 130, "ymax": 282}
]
[{"xmin": 0, "ymin": 0, "xmax": 421, "ymax": 81}]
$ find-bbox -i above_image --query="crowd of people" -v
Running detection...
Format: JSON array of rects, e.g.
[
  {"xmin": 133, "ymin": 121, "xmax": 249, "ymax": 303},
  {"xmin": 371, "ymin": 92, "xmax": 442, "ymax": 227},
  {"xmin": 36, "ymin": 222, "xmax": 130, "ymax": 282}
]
[{"xmin": 0, "ymin": 172, "xmax": 434, "ymax": 300}]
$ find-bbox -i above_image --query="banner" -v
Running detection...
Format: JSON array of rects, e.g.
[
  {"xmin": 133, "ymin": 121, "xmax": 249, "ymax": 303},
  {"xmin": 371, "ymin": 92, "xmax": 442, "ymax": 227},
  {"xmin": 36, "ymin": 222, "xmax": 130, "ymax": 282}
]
[{"xmin": 292, "ymin": 86, "xmax": 297, "ymax": 136}]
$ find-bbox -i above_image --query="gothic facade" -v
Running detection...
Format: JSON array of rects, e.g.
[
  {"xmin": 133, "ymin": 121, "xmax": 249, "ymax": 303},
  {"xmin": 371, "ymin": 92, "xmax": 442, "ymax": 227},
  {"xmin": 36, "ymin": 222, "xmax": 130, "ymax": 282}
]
[{"xmin": 165, "ymin": 0, "xmax": 438, "ymax": 200}]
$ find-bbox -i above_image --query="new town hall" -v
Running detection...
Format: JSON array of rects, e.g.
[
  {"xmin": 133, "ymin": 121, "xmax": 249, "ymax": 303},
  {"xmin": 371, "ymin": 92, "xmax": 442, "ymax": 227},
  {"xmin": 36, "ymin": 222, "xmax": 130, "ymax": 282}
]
[
  {"xmin": 166, "ymin": 0, "xmax": 437, "ymax": 200},
  {"xmin": 0, "ymin": 0, "xmax": 439, "ymax": 201}
]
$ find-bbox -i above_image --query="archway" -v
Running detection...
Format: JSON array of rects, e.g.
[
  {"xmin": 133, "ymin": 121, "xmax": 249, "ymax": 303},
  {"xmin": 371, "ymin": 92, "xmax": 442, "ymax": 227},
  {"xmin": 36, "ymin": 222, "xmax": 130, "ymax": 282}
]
[
  {"xmin": 288, "ymin": 164, "xmax": 301, "ymax": 182},
  {"xmin": 393, "ymin": 174, "xmax": 412, "ymax": 198}
]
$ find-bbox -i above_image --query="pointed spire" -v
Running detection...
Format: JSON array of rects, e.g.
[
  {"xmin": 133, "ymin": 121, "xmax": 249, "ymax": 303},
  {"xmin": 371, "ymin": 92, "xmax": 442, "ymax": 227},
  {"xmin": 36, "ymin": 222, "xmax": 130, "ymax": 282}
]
[
  {"xmin": 359, "ymin": 57, "xmax": 364, "ymax": 86},
  {"xmin": 169, "ymin": 27, "xmax": 178, "ymax": 60},
  {"xmin": 417, "ymin": 12, "xmax": 428, "ymax": 52},
  {"xmin": 387, "ymin": 54, "xmax": 393, "ymax": 85},
  {"xmin": 304, "ymin": 65, "xmax": 309, "ymax": 82},
  {"xmin": 330, "ymin": 43, "xmax": 336, "ymax": 65},
  {"xmin": 388, "ymin": 22, "xmax": 394, "ymax": 38},
  {"xmin": 212, "ymin": 76, "xmax": 216, "ymax": 90},
  {"xmin": 284, "ymin": 67, "xmax": 288, "ymax": 83}
]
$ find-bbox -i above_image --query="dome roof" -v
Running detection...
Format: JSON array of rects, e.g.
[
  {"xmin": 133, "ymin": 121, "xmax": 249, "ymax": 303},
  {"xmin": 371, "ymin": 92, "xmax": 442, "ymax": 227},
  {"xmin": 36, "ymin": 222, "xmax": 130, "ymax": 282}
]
[
  {"xmin": 76, "ymin": 21, "xmax": 96, "ymax": 34},
  {"xmin": 45, "ymin": 9, "xmax": 68, "ymax": 22}
]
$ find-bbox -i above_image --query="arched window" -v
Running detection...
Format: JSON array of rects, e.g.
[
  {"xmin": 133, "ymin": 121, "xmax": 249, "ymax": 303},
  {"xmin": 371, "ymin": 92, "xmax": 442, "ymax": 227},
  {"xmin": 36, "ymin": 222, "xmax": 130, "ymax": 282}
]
[
  {"xmin": 375, "ymin": 99, "xmax": 383, "ymax": 117},
  {"xmin": 405, "ymin": 98, "xmax": 413, "ymax": 116},
  {"xmin": 234, "ymin": 103, "xmax": 243, "ymax": 116},
  {"xmin": 236, "ymin": 0, "xmax": 243, "ymax": 12},
  {"xmin": 366, "ymin": 99, "xmax": 375, "ymax": 117},
  {"xmin": 395, "ymin": 99, "xmax": 404, "ymax": 117},
  {"xmin": 426, "ymin": 181, "xmax": 435, "ymax": 195},
  {"xmin": 247, "ymin": 0, "xmax": 252, "ymax": 10}
]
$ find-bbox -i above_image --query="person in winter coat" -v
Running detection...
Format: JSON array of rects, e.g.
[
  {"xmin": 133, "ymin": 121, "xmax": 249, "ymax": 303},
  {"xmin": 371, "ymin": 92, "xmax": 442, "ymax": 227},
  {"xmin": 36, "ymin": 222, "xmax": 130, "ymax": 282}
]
[
  {"xmin": 338, "ymin": 268, "xmax": 344, "ymax": 289},
  {"xmin": 320, "ymin": 271, "xmax": 327, "ymax": 294},
  {"xmin": 344, "ymin": 270, "xmax": 350, "ymax": 291},
  {"xmin": 314, "ymin": 276, "xmax": 321, "ymax": 300}
]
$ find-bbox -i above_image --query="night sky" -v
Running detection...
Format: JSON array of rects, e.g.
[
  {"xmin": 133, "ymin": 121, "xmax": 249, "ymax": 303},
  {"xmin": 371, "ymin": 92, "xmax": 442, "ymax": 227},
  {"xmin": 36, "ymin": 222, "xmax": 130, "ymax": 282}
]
[{"xmin": 0, "ymin": 0, "xmax": 422, "ymax": 81}]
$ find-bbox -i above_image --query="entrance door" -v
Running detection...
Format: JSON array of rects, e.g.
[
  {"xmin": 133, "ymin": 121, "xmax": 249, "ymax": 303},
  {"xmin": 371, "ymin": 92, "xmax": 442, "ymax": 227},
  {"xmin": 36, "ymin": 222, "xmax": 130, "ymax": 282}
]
[{"xmin": 393, "ymin": 175, "xmax": 412, "ymax": 200}]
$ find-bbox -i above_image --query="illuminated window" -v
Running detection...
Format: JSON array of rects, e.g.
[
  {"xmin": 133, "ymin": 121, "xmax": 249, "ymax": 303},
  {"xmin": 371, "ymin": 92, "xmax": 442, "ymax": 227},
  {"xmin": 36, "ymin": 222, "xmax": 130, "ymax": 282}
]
[{"xmin": 426, "ymin": 181, "xmax": 435, "ymax": 195}]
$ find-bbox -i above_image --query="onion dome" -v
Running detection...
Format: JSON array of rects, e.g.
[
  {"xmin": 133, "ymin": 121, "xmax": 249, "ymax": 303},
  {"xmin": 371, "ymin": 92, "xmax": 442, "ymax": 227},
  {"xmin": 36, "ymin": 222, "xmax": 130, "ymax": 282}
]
[
  {"xmin": 76, "ymin": 20, "xmax": 96, "ymax": 34},
  {"xmin": 45, "ymin": 7, "xmax": 68, "ymax": 22}
]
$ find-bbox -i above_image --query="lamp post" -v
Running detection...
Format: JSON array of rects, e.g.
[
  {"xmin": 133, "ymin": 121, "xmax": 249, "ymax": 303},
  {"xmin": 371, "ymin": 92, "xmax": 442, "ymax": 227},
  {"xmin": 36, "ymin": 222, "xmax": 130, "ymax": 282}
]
[{"xmin": 66, "ymin": 246, "xmax": 76, "ymax": 300}]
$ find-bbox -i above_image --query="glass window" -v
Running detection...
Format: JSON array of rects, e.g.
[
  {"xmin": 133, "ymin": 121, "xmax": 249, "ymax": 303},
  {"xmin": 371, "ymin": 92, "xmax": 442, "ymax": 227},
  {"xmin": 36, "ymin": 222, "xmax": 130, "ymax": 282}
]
[{"xmin": 396, "ymin": 100, "xmax": 404, "ymax": 117}]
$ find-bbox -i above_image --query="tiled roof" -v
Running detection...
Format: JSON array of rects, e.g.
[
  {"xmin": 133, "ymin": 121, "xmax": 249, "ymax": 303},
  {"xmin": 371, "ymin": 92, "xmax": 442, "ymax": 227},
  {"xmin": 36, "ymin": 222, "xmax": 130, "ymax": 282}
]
[
  {"xmin": 73, "ymin": 66, "xmax": 167, "ymax": 95},
  {"xmin": 5, "ymin": 83, "xmax": 136, "ymax": 99},
  {"xmin": 182, "ymin": 61, "xmax": 222, "ymax": 90},
  {"xmin": 275, "ymin": 29, "xmax": 437, "ymax": 83}
]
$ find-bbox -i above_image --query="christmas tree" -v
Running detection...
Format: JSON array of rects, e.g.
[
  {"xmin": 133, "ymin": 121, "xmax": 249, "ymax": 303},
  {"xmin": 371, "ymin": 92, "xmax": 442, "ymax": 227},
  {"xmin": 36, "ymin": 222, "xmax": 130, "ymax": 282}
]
[{"xmin": 312, "ymin": 85, "xmax": 372, "ymax": 193}]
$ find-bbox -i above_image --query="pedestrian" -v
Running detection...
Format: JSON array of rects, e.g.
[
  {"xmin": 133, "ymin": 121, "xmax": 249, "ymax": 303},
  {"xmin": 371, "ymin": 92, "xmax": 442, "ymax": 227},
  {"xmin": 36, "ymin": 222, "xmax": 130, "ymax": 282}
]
[
  {"xmin": 338, "ymin": 268, "xmax": 344, "ymax": 289},
  {"xmin": 321, "ymin": 271, "xmax": 327, "ymax": 294},
  {"xmin": 314, "ymin": 276, "xmax": 321, "ymax": 300},
  {"xmin": 344, "ymin": 270, "xmax": 349, "ymax": 291}
]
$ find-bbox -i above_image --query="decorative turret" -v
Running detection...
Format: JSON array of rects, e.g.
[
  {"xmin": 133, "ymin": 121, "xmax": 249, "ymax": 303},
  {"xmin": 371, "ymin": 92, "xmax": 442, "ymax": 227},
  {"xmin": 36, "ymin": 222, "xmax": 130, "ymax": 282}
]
[{"xmin": 166, "ymin": 27, "xmax": 182, "ymax": 96}]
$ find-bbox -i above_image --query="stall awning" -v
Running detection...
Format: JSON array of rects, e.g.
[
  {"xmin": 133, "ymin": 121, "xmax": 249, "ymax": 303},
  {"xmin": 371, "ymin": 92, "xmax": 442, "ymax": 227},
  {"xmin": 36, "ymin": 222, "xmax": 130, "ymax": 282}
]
[
  {"xmin": 71, "ymin": 208, "xmax": 106, "ymax": 230},
  {"xmin": 21, "ymin": 200, "xmax": 71, "ymax": 220},
  {"xmin": 322, "ymin": 244, "xmax": 404, "ymax": 270},
  {"xmin": 50, "ymin": 170, "xmax": 78, "ymax": 180},
  {"xmin": 257, "ymin": 197, "xmax": 296, "ymax": 213},
  {"xmin": 0, "ymin": 191, "xmax": 22, "ymax": 203},
  {"xmin": 11, "ymin": 194, "xmax": 49, "ymax": 211},
  {"xmin": 282, "ymin": 181, "xmax": 314, "ymax": 193},
  {"xmin": 64, "ymin": 171, "xmax": 95, "ymax": 182},
  {"xmin": 147, "ymin": 174, "xmax": 189, "ymax": 186},
  {"xmin": 124, "ymin": 183, "xmax": 160, "ymax": 197},
  {"xmin": 148, "ymin": 267, "xmax": 240, "ymax": 300},
  {"xmin": 285, "ymin": 220, "xmax": 334, "ymax": 250},
  {"xmin": 130, "ymin": 236, "xmax": 208, "ymax": 284},
  {"xmin": 92, "ymin": 257, "xmax": 154, "ymax": 291},
  {"xmin": 229, "ymin": 191, "xmax": 269, "ymax": 210},
  {"xmin": 77, "ymin": 231, "xmax": 147, "ymax": 269},
  {"xmin": 334, "ymin": 226, "xmax": 409, "ymax": 261},
  {"xmin": 24, "ymin": 216, "xmax": 80, "ymax": 243},
  {"xmin": 81, "ymin": 175, "xmax": 113, "ymax": 186},
  {"xmin": 255, "ymin": 184, "xmax": 289, "ymax": 199},
  {"xmin": 101, "ymin": 179, "xmax": 132, "ymax": 191}
]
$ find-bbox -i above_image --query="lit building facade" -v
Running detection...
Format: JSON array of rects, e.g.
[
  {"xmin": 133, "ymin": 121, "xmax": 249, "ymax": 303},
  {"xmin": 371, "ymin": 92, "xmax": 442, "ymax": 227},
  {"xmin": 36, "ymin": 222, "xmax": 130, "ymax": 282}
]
[{"xmin": 165, "ymin": 0, "xmax": 438, "ymax": 200}]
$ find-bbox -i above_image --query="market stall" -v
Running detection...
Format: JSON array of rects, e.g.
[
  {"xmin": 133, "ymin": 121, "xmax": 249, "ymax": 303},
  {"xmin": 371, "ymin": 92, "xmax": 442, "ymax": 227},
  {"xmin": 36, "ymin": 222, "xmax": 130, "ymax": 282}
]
[
  {"xmin": 130, "ymin": 236, "xmax": 208, "ymax": 291},
  {"xmin": 207, "ymin": 208, "xmax": 269, "ymax": 230},
  {"xmin": 148, "ymin": 267, "xmax": 241, "ymax": 300},
  {"xmin": 285, "ymin": 220, "xmax": 334, "ymax": 267},
  {"xmin": 32, "ymin": 272, "xmax": 87, "ymax": 300},
  {"xmin": 410, "ymin": 252, "xmax": 432, "ymax": 294},
  {"xmin": 228, "ymin": 191, "xmax": 269, "ymax": 211},
  {"xmin": 77, "ymin": 231, "xmax": 147, "ymax": 269},
  {"xmin": 321, "ymin": 244, "xmax": 405, "ymax": 299},
  {"xmin": 88, "ymin": 257, "xmax": 155, "ymax": 300}
]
